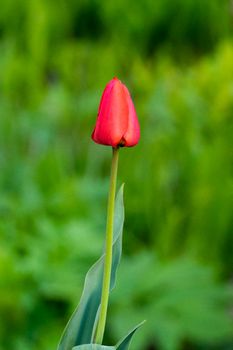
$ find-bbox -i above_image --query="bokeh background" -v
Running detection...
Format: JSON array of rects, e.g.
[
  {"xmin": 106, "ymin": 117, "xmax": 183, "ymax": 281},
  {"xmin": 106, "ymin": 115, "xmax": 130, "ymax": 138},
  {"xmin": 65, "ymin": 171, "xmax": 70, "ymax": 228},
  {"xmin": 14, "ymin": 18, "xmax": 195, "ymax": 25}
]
[{"xmin": 0, "ymin": 1, "xmax": 233, "ymax": 349}]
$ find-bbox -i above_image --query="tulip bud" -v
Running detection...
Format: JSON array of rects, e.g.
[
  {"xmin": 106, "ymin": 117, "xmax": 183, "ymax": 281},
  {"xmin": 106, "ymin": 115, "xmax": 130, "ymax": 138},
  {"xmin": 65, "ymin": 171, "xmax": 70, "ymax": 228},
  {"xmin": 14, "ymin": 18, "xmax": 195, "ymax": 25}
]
[{"xmin": 92, "ymin": 77, "xmax": 140, "ymax": 147}]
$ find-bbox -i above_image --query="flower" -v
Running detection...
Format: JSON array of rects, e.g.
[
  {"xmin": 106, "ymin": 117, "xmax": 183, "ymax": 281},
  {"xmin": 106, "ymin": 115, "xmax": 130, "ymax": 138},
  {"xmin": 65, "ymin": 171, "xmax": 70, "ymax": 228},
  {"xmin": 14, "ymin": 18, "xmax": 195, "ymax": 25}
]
[{"xmin": 92, "ymin": 77, "xmax": 140, "ymax": 147}]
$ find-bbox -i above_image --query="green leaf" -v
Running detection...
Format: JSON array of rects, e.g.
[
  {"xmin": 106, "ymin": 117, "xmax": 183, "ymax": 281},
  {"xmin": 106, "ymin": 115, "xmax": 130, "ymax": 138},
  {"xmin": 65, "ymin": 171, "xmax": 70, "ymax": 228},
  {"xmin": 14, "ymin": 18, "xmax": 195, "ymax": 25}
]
[
  {"xmin": 116, "ymin": 321, "xmax": 145, "ymax": 350},
  {"xmin": 73, "ymin": 346, "xmax": 115, "ymax": 350},
  {"xmin": 72, "ymin": 321, "xmax": 145, "ymax": 350},
  {"xmin": 58, "ymin": 185, "xmax": 125, "ymax": 350}
]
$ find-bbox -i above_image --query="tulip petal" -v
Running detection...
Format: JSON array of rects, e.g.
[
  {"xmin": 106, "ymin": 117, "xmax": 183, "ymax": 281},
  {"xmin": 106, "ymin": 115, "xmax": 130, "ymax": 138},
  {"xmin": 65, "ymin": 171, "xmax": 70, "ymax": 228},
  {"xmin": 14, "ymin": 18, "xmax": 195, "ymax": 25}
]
[{"xmin": 122, "ymin": 86, "xmax": 140, "ymax": 147}]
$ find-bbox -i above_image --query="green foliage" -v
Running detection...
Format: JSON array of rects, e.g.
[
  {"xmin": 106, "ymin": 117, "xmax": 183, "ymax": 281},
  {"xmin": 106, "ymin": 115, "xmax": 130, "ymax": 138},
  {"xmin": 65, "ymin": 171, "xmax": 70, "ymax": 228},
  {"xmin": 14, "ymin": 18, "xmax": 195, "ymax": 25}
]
[
  {"xmin": 73, "ymin": 346, "xmax": 114, "ymax": 350},
  {"xmin": 0, "ymin": 1, "xmax": 233, "ymax": 349},
  {"xmin": 110, "ymin": 253, "xmax": 233, "ymax": 350},
  {"xmin": 122, "ymin": 44, "xmax": 233, "ymax": 272},
  {"xmin": 0, "ymin": 0, "xmax": 231, "ymax": 59}
]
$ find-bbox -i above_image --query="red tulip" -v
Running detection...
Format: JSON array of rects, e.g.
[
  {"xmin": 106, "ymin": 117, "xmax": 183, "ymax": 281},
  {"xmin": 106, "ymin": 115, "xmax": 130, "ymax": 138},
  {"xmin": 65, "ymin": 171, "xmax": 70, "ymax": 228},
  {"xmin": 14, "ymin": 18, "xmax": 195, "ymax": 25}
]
[{"xmin": 92, "ymin": 77, "xmax": 140, "ymax": 147}]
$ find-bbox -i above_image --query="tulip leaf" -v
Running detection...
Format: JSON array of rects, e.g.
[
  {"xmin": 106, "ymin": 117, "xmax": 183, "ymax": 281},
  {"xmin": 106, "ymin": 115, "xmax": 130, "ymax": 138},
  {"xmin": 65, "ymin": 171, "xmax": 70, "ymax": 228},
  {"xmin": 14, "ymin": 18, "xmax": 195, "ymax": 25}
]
[
  {"xmin": 72, "ymin": 346, "xmax": 115, "ymax": 350},
  {"xmin": 116, "ymin": 321, "xmax": 145, "ymax": 350},
  {"xmin": 72, "ymin": 321, "xmax": 145, "ymax": 350},
  {"xmin": 58, "ymin": 185, "xmax": 125, "ymax": 350}
]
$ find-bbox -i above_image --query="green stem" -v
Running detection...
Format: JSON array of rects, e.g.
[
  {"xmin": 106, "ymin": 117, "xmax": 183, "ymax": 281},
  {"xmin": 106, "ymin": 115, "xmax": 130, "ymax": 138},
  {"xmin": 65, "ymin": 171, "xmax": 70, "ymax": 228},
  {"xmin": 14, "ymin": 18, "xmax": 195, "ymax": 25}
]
[{"xmin": 94, "ymin": 147, "xmax": 119, "ymax": 344}]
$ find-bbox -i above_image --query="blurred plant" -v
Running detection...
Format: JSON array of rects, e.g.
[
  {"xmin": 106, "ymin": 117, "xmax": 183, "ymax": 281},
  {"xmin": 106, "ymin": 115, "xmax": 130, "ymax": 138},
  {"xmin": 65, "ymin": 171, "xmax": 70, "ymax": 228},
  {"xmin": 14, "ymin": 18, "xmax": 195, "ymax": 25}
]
[{"xmin": 110, "ymin": 253, "xmax": 233, "ymax": 350}]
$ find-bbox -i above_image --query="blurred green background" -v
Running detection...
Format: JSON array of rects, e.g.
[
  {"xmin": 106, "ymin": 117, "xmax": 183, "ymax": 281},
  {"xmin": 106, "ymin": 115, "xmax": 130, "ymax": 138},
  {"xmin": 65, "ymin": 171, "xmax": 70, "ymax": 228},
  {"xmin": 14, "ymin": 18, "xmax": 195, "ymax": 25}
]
[{"xmin": 0, "ymin": 0, "xmax": 233, "ymax": 349}]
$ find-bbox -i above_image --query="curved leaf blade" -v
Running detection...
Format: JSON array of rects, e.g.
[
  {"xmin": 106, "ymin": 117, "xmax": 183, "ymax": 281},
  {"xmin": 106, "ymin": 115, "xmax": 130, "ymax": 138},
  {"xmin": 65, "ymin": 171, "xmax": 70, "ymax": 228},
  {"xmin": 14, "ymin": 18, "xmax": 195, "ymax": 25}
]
[
  {"xmin": 58, "ymin": 185, "xmax": 125, "ymax": 350},
  {"xmin": 73, "ymin": 345, "xmax": 115, "ymax": 350},
  {"xmin": 72, "ymin": 321, "xmax": 145, "ymax": 350},
  {"xmin": 116, "ymin": 321, "xmax": 146, "ymax": 350}
]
